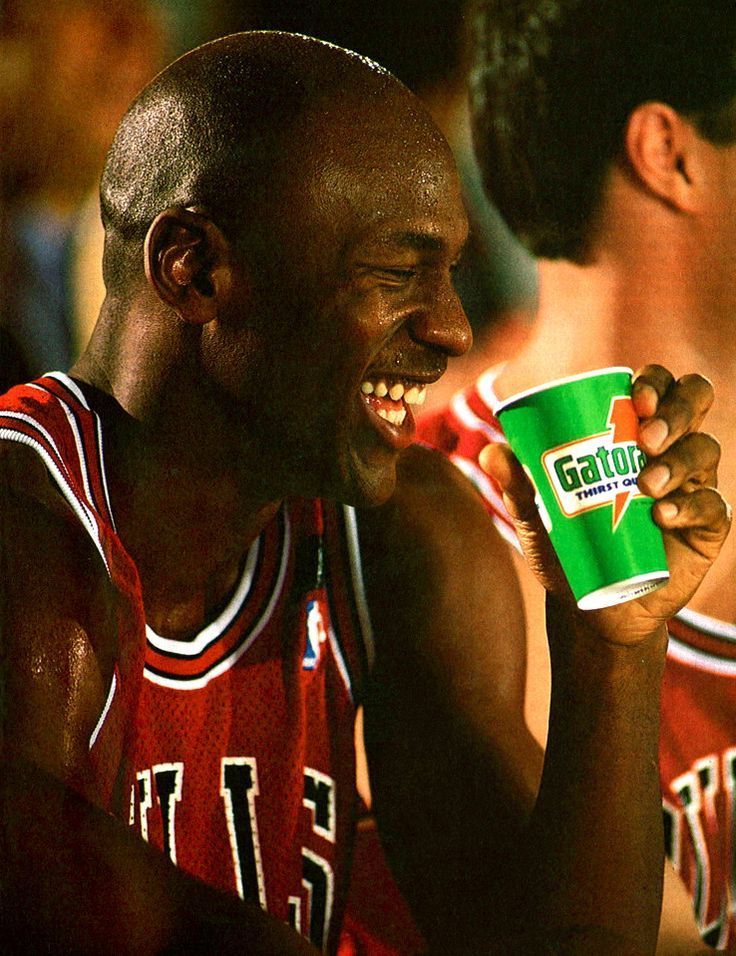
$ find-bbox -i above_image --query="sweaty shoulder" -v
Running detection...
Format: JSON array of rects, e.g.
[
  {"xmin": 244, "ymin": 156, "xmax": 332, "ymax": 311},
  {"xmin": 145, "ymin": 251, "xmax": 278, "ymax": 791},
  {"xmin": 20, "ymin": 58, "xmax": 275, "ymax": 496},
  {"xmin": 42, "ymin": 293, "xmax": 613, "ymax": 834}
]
[
  {"xmin": 358, "ymin": 441, "xmax": 512, "ymax": 581},
  {"xmin": 0, "ymin": 439, "xmax": 118, "ymax": 781},
  {"xmin": 357, "ymin": 444, "xmax": 525, "ymax": 687},
  {"xmin": 0, "ymin": 438, "xmax": 114, "ymax": 657}
]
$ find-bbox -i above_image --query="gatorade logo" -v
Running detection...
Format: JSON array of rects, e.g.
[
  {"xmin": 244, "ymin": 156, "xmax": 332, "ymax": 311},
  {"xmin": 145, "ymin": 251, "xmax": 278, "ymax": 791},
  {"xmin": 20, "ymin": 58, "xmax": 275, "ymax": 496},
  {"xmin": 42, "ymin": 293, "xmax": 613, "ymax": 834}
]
[{"xmin": 542, "ymin": 396, "xmax": 646, "ymax": 531}]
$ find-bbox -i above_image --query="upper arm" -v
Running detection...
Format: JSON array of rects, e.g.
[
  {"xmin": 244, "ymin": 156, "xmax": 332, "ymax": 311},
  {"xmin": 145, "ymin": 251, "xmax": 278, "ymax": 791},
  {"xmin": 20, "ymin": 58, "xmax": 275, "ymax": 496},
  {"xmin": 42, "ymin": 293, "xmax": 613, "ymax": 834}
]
[
  {"xmin": 356, "ymin": 445, "xmax": 544, "ymax": 945},
  {"xmin": 0, "ymin": 455, "xmax": 317, "ymax": 955},
  {"xmin": 0, "ymin": 443, "xmax": 114, "ymax": 792}
]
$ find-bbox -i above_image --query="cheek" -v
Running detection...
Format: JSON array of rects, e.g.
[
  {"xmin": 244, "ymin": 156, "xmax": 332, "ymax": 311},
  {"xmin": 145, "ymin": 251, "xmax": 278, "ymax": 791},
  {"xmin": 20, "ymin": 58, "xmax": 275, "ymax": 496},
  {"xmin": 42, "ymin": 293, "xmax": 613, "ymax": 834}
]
[
  {"xmin": 199, "ymin": 323, "xmax": 263, "ymax": 400},
  {"xmin": 322, "ymin": 292, "xmax": 404, "ymax": 379}
]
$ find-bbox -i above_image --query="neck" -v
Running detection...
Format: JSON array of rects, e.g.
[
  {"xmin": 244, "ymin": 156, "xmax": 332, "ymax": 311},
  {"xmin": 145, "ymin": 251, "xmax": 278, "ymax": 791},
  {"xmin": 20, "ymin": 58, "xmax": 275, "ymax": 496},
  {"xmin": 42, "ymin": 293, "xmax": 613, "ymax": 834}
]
[
  {"xmin": 499, "ymin": 241, "xmax": 736, "ymax": 398},
  {"xmin": 498, "ymin": 161, "xmax": 736, "ymax": 393},
  {"xmin": 112, "ymin": 397, "xmax": 284, "ymax": 638},
  {"xmin": 72, "ymin": 301, "xmax": 283, "ymax": 638}
]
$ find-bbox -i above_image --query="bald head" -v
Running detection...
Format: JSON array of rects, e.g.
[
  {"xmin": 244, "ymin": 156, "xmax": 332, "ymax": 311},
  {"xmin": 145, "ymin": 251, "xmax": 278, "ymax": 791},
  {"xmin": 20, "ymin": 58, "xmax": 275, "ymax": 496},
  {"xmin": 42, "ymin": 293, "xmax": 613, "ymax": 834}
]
[
  {"xmin": 82, "ymin": 30, "xmax": 467, "ymax": 505},
  {"xmin": 100, "ymin": 31, "xmax": 428, "ymax": 281}
]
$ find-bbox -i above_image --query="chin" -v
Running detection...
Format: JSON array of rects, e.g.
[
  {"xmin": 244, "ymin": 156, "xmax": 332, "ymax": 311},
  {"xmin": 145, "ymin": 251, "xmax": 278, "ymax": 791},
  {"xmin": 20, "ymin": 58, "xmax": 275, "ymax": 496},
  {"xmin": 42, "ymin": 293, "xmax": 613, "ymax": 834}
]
[
  {"xmin": 341, "ymin": 463, "xmax": 398, "ymax": 510},
  {"xmin": 314, "ymin": 435, "xmax": 402, "ymax": 508}
]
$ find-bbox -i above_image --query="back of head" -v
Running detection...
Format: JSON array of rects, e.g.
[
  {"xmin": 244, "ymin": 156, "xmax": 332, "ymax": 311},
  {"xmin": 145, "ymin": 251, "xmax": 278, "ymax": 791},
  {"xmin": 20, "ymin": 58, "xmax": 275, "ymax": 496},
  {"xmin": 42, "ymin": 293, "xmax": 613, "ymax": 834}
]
[
  {"xmin": 470, "ymin": 0, "xmax": 736, "ymax": 261},
  {"xmin": 100, "ymin": 31, "xmax": 398, "ymax": 290}
]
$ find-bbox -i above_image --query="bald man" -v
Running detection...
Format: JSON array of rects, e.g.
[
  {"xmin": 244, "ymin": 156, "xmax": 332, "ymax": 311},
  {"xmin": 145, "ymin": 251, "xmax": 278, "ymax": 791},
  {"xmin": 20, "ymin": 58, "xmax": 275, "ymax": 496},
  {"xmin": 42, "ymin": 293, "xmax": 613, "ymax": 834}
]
[{"xmin": 0, "ymin": 32, "xmax": 730, "ymax": 954}]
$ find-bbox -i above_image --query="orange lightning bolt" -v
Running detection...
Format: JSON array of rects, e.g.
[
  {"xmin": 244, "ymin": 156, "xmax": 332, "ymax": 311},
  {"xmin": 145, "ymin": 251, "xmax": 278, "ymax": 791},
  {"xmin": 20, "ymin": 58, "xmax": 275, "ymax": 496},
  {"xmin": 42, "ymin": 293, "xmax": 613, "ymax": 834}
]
[{"xmin": 607, "ymin": 396, "xmax": 639, "ymax": 529}]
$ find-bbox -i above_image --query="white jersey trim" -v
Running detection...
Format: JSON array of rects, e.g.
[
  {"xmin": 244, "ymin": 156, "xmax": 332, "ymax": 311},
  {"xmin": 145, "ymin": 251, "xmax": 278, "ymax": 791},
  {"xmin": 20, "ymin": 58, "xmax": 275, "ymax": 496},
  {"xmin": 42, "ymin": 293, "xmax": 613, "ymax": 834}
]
[
  {"xmin": 42, "ymin": 371, "xmax": 90, "ymax": 408},
  {"xmin": 342, "ymin": 505, "xmax": 375, "ymax": 672},
  {"xmin": 89, "ymin": 671, "xmax": 118, "ymax": 750},
  {"xmin": 475, "ymin": 365, "xmax": 506, "ymax": 415},
  {"xmin": 448, "ymin": 390, "xmax": 503, "ymax": 444},
  {"xmin": 667, "ymin": 633, "xmax": 736, "ymax": 677},
  {"xmin": 145, "ymin": 537, "xmax": 261, "ymax": 657},
  {"xmin": 667, "ymin": 608, "xmax": 736, "ymax": 676},
  {"xmin": 61, "ymin": 401, "xmax": 95, "ymax": 505},
  {"xmin": 42, "ymin": 373, "xmax": 117, "ymax": 530},
  {"xmin": 675, "ymin": 608, "xmax": 736, "ymax": 644},
  {"xmin": 143, "ymin": 512, "xmax": 292, "ymax": 690}
]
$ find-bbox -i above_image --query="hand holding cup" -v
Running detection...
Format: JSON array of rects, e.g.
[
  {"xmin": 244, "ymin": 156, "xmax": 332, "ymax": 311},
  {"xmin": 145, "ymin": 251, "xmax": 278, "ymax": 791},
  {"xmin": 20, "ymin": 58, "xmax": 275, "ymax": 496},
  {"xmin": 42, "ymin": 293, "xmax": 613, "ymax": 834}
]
[{"xmin": 482, "ymin": 365, "xmax": 730, "ymax": 645}]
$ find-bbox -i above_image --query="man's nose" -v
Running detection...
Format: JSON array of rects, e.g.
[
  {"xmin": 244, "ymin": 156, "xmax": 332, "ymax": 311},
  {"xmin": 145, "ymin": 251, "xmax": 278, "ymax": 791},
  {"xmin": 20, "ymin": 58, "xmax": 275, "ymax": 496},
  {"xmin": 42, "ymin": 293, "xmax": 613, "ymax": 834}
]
[{"xmin": 408, "ymin": 285, "xmax": 473, "ymax": 357}]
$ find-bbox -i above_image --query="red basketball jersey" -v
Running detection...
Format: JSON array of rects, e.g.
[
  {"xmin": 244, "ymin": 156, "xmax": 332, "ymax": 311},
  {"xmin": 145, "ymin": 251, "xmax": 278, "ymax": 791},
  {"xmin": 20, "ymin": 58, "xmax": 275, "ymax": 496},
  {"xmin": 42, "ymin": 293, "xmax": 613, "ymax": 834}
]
[
  {"xmin": 418, "ymin": 368, "xmax": 736, "ymax": 951},
  {"xmin": 0, "ymin": 373, "xmax": 374, "ymax": 953},
  {"xmin": 662, "ymin": 613, "xmax": 736, "ymax": 950}
]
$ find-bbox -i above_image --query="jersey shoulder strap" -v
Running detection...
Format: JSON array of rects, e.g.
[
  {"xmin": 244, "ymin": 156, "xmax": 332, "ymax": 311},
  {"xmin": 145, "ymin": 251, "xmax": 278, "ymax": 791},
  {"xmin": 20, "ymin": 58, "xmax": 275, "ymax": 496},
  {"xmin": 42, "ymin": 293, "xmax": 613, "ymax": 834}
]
[{"xmin": 0, "ymin": 372, "xmax": 116, "ymax": 571}]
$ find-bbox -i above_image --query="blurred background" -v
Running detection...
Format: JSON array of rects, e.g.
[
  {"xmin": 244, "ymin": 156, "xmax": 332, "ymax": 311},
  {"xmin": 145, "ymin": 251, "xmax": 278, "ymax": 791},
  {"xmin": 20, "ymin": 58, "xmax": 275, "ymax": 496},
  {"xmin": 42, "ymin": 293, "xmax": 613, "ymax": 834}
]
[{"xmin": 0, "ymin": 0, "xmax": 537, "ymax": 397}]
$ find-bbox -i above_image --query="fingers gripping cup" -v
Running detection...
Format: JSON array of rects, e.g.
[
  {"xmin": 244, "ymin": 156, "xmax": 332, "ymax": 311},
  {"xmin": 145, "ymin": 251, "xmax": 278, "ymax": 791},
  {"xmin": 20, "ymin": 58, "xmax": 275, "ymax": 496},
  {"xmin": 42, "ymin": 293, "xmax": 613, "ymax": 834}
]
[{"xmin": 495, "ymin": 367, "xmax": 669, "ymax": 610}]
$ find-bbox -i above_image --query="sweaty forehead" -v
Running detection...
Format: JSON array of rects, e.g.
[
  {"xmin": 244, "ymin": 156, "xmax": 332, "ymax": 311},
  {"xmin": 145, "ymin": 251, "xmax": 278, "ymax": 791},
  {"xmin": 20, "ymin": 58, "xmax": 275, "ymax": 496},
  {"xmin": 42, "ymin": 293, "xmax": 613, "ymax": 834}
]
[{"xmin": 292, "ymin": 96, "xmax": 466, "ymax": 241}]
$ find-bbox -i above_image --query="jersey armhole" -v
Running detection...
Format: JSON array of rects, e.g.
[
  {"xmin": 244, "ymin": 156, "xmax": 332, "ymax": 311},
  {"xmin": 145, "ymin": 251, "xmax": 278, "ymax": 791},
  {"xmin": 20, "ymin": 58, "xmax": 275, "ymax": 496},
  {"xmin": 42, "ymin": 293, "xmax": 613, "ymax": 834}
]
[{"xmin": 342, "ymin": 505, "xmax": 375, "ymax": 673}]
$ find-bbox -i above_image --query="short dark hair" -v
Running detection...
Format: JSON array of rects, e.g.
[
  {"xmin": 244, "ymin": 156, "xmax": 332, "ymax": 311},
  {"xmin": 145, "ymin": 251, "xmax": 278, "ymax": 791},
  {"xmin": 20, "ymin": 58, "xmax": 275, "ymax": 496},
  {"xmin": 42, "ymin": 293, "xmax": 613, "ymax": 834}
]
[{"xmin": 469, "ymin": 0, "xmax": 736, "ymax": 261}]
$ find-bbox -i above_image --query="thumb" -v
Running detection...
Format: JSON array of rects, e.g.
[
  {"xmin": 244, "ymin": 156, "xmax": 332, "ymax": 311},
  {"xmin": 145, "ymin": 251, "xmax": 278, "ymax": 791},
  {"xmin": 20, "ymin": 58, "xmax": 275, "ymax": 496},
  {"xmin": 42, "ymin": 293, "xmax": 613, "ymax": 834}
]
[
  {"xmin": 478, "ymin": 442, "xmax": 537, "ymax": 523},
  {"xmin": 479, "ymin": 442, "xmax": 570, "ymax": 595}
]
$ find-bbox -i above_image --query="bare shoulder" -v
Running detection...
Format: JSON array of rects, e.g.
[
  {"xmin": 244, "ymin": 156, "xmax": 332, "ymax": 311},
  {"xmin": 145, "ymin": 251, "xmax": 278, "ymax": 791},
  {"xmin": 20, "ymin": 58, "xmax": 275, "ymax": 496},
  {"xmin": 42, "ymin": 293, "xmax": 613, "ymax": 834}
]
[
  {"xmin": 0, "ymin": 440, "xmax": 116, "ymax": 779},
  {"xmin": 357, "ymin": 444, "xmax": 527, "ymax": 705},
  {"xmin": 0, "ymin": 439, "xmax": 109, "ymax": 601},
  {"xmin": 358, "ymin": 443, "xmax": 520, "ymax": 602}
]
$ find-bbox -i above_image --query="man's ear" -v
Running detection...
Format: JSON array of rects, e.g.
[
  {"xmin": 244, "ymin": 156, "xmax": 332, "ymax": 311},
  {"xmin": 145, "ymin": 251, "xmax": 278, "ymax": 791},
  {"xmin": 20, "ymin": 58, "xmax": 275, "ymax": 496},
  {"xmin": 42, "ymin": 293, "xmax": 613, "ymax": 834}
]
[
  {"xmin": 144, "ymin": 206, "xmax": 234, "ymax": 324},
  {"xmin": 623, "ymin": 102, "xmax": 701, "ymax": 213}
]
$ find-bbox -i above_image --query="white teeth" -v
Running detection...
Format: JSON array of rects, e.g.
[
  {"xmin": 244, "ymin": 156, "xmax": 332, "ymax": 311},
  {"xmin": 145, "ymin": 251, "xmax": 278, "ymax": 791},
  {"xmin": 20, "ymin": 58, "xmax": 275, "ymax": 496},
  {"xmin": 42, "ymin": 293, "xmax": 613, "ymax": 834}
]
[
  {"xmin": 376, "ymin": 408, "xmax": 407, "ymax": 426},
  {"xmin": 362, "ymin": 379, "xmax": 429, "ymax": 407},
  {"xmin": 404, "ymin": 385, "xmax": 427, "ymax": 406},
  {"xmin": 404, "ymin": 386, "xmax": 419, "ymax": 404},
  {"xmin": 389, "ymin": 383, "xmax": 405, "ymax": 401}
]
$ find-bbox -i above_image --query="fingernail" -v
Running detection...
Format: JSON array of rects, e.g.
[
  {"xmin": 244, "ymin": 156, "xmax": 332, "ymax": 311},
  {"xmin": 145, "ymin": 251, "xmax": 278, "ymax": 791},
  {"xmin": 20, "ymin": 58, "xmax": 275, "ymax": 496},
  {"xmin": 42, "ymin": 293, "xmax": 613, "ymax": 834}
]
[
  {"xmin": 644, "ymin": 464, "xmax": 670, "ymax": 494},
  {"xmin": 658, "ymin": 501, "xmax": 678, "ymax": 520},
  {"xmin": 641, "ymin": 418, "xmax": 669, "ymax": 452},
  {"xmin": 633, "ymin": 382, "xmax": 659, "ymax": 410}
]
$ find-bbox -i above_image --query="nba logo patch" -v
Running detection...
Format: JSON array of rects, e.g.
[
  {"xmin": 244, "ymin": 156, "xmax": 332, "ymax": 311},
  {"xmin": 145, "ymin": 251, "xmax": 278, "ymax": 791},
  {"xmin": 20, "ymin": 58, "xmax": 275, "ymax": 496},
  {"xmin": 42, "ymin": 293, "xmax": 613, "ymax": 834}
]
[{"xmin": 303, "ymin": 594, "xmax": 331, "ymax": 670}]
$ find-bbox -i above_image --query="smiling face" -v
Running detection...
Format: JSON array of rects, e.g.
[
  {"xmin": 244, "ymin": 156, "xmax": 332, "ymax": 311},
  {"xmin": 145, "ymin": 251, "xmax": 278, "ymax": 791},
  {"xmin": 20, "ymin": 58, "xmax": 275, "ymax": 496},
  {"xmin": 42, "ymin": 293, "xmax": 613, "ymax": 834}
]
[{"xmin": 211, "ymin": 88, "xmax": 471, "ymax": 507}]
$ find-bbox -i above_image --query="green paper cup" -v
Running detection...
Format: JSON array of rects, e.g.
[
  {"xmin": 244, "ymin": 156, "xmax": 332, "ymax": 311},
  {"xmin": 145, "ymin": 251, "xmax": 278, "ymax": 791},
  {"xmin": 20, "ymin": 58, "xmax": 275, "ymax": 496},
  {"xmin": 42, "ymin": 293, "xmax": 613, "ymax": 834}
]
[{"xmin": 495, "ymin": 367, "xmax": 669, "ymax": 610}]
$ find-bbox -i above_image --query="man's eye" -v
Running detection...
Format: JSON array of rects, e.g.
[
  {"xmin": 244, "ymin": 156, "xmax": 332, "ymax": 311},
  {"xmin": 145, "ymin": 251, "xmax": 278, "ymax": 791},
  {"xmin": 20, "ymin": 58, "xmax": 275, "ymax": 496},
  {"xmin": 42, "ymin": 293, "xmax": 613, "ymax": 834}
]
[{"xmin": 377, "ymin": 268, "xmax": 416, "ymax": 281}]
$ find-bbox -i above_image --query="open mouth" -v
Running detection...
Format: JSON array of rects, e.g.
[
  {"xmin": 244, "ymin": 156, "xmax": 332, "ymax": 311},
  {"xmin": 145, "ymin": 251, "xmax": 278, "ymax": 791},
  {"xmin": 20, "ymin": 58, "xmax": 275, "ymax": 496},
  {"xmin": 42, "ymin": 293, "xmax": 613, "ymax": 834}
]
[{"xmin": 359, "ymin": 377, "xmax": 428, "ymax": 427}]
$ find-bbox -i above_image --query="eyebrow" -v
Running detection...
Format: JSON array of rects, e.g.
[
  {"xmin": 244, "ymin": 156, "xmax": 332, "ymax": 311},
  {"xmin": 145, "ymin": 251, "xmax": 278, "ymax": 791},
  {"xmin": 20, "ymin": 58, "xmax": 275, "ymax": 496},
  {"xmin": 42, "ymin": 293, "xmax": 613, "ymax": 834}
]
[
  {"xmin": 383, "ymin": 231, "xmax": 446, "ymax": 253},
  {"xmin": 352, "ymin": 224, "xmax": 469, "ymax": 260}
]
